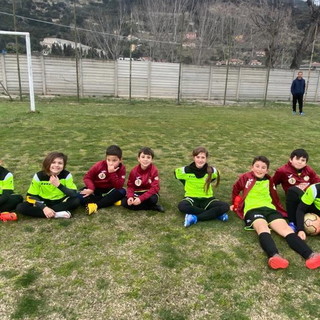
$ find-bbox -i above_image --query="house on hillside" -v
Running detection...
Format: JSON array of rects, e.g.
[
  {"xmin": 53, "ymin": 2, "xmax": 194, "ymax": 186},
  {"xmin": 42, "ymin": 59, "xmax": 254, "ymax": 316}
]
[
  {"xmin": 228, "ymin": 59, "xmax": 244, "ymax": 66},
  {"xmin": 249, "ymin": 60, "xmax": 262, "ymax": 66},
  {"xmin": 216, "ymin": 59, "xmax": 244, "ymax": 66},
  {"xmin": 40, "ymin": 37, "xmax": 106, "ymax": 57}
]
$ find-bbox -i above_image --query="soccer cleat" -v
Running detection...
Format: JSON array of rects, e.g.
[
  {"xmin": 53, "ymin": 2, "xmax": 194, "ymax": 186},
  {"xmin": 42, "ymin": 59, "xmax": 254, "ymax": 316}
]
[
  {"xmin": 114, "ymin": 200, "xmax": 122, "ymax": 206},
  {"xmin": 305, "ymin": 253, "xmax": 320, "ymax": 269},
  {"xmin": 184, "ymin": 214, "xmax": 197, "ymax": 227},
  {"xmin": 292, "ymin": 111, "xmax": 297, "ymax": 115},
  {"xmin": 86, "ymin": 203, "xmax": 98, "ymax": 215},
  {"xmin": 54, "ymin": 211, "xmax": 71, "ymax": 219},
  {"xmin": 288, "ymin": 222, "xmax": 297, "ymax": 233},
  {"xmin": 300, "ymin": 112, "xmax": 305, "ymax": 116},
  {"xmin": 153, "ymin": 204, "xmax": 165, "ymax": 212},
  {"xmin": 0, "ymin": 212, "xmax": 18, "ymax": 222},
  {"xmin": 217, "ymin": 213, "xmax": 229, "ymax": 222},
  {"xmin": 268, "ymin": 254, "xmax": 289, "ymax": 269}
]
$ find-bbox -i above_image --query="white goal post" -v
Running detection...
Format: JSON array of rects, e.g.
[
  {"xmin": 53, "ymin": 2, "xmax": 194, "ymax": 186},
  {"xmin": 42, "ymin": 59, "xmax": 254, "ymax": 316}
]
[{"xmin": 0, "ymin": 30, "xmax": 35, "ymax": 112}]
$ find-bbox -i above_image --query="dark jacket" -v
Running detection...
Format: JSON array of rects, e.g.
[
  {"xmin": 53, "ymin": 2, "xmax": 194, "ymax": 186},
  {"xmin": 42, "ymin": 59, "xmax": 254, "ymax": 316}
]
[{"xmin": 291, "ymin": 77, "xmax": 305, "ymax": 95}]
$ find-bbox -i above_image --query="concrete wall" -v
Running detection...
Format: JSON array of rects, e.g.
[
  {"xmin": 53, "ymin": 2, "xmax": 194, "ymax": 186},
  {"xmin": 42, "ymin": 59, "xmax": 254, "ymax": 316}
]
[{"xmin": 1, "ymin": 54, "xmax": 319, "ymax": 102}]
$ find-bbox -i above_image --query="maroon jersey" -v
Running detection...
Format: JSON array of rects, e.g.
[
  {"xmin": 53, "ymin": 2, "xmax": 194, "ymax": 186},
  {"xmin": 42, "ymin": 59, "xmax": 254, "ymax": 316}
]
[
  {"xmin": 83, "ymin": 160, "xmax": 126, "ymax": 191},
  {"xmin": 273, "ymin": 161, "xmax": 320, "ymax": 194},
  {"xmin": 126, "ymin": 163, "xmax": 160, "ymax": 202}
]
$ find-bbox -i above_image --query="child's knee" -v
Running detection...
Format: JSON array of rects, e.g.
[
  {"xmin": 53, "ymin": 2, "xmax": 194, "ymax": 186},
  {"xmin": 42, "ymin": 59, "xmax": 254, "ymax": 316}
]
[{"xmin": 178, "ymin": 201, "xmax": 190, "ymax": 213}]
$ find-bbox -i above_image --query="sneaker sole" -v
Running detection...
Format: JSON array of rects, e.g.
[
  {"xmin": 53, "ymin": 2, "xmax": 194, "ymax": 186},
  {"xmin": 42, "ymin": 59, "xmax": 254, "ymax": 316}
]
[{"xmin": 184, "ymin": 215, "xmax": 190, "ymax": 227}]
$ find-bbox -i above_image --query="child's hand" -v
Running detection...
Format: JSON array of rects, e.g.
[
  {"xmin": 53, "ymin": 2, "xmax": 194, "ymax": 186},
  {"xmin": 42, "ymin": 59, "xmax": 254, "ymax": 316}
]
[
  {"xmin": 133, "ymin": 198, "xmax": 141, "ymax": 206},
  {"xmin": 298, "ymin": 230, "xmax": 306, "ymax": 241},
  {"xmin": 230, "ymin": 205, "xmax": 234, "ymax": 211},
  {"xmin": 43, "ymin": 207, "xmax": 55, "ymax": 218},
  {"xmin": 49, "ymin": 175, "xmax": 60, "ymax": 187},
  {"xmin": 127, "ymin": 197, "xmax": 134, "ymax": 205},
  {"xmin": 80, "ymin": 188, "xmax": 94, "ymax": 198},
  {"xmin": 108, "ymin": 165, "xmax": 119, "ymax": 173}
]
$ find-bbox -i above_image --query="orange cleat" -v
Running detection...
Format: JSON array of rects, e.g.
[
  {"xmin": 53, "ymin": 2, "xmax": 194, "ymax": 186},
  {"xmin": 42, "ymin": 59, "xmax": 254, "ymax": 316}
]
[
  {"xmin": 0, "ymin": 212, "xmax": 18, "ymax": 222},
  {"xmin": 268, "ymin": 254, "xmax": 289, "ymax": 270},
  {"xmin": 306, "ymin": 253, "xmax": 320, "ymax": 269}
]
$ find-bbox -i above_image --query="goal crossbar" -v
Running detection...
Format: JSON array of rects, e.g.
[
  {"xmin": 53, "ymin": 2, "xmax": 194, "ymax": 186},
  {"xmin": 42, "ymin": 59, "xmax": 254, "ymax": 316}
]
[{"xmin": 0, "ymin": 30, "xmax": 35, "ymax": 111}]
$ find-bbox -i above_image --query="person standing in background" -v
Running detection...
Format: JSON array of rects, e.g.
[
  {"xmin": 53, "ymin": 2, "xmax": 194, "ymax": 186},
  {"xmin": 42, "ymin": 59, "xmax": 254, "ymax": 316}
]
[{"xmin": 291, "ymin": 71, "xmax": 305, "ymax": 115}]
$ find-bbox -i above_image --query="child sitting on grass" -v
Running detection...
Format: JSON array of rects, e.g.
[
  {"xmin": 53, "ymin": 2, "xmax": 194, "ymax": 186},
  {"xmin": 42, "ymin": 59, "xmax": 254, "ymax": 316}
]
[
  {"xmin": 175, "ymin": 147, "xmax": 229, "ymax": 227},
  {"xmin": 80, "ymin": 145, "xmax": 126, "ymax": 215},
  {"xmin": 273, "ymin": 148, "xmax": 320, "ymax": 232},
  {"xmin": 231, "ymin": 155, "xmax": 320, "ymax": 270},
  {"xmin": 121, "ymin": 147, "xmax": 164, "ymax": 212},
  {"xmin": 0, "ymin": 160, "xmax": 22, "ymax": 213},
  {"xmin": 17, "ymin": 152, "xmax": 79, "ymax": 219}
]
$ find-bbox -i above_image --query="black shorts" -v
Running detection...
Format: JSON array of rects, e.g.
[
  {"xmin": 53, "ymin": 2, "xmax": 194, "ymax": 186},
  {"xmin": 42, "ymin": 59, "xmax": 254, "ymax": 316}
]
[{"xmin": 244, "ymin": 207, "xmax": 284, "ymax": 228}]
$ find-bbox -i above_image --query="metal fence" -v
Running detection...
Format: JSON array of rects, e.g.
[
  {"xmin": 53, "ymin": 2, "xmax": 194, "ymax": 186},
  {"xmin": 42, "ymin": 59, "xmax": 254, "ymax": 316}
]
[{"xmin": 1, "ymin": 54, "xmax": 320, "ymax": 102}]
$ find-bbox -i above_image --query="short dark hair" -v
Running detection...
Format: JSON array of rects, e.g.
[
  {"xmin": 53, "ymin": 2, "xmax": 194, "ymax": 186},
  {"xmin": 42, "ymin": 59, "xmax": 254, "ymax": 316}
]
[
  {"xmin": 290, "ymin": 149, "xmax": 308, "ymax": 162},
  {"xmin": 106, "ymin": 145, "xmax": 122, "ymax": 159},
  {"xmin": 42, "ymin": 152, "xmax": 67, "ymax": 175},
  {"xmin": 252, "ymin": 155, "xmax": 270, "ymax": 168},
  {"xmin": 138, "ymin": 147, "xmax": 154, "ymax": 158}
]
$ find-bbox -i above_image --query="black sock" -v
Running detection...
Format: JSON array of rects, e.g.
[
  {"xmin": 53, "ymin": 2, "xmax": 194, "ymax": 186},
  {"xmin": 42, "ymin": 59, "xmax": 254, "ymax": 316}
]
[
  {"xmin": 285, "ymin": 233, "xmax": 313, "ymax": 259},
  {"xmin": 258, "ymin": 232, "xmax": 278, "ymax": 258}
]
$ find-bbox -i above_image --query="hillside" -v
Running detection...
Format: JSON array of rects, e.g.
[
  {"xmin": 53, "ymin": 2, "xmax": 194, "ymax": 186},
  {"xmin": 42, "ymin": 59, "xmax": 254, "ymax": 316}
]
[
  {"xmin": 0, "ymin": 0, "xmax": 312, "ymax": 67},
  {"xmin": 0, "ymin": 0, "xmax": 127, "ymax": 51}
]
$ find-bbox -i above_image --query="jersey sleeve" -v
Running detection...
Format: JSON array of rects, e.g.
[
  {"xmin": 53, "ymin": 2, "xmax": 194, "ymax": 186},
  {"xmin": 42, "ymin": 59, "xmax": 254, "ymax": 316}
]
[
  {"xmin": 138, "ymin": 167, "xmax": 160, "ymax": 202},
  {"xmin": 63, "ymin": 173, "xmax": 77, "ymax": 190},
  {"xmin": 126, "ymin": 169, "xmax": 135, "ymax": 198},
  {"xmin": 231, "ymin": 175, "xmax": 246, "ymax": 202},
  {"xmin": 309, "ymin": 168, "xmax": 320, "ymax": 184},
  {"xmin": 27, "ymin": 174, "xmax": 41, "ymax": 196},
  {"xmin": 301, "ymin": 185, "xmax": 317, "ymax": 206},
  {"xmin": 83, "ymin": 163, "xmax": 99, "ymax": 190},
  {"xmin": 1, "ymin": 172, "xmax": 14, "ymax": 191},
  {"xmin": 109, "ymin": 165, "xmax": 126, "ymax": 189},
  {"xmin": 211, "ymin": 167, "xmax": 218, "ymax": 181},
  {"xmin": 174, "ymin": 167, "xmax": 186, "ymax": 182},
  {"xmin": 272, "ymin": 168, "xmax": 282, "ymax": 187},
  {"xmin": 58, "ymin": 172, "xmax": 78, "ymax": 196}
]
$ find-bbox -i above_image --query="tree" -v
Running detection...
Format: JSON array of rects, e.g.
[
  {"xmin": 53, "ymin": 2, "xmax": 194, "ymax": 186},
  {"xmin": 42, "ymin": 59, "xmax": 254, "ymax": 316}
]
[
  {"xmin": 131, "ymin": 0, "xmax": 191, "ymax": 62},
  {"xmin": 194, "ymin": 1, "xmax": 249, "ymax": 65},
  {"xmin": 84, "ymin": 0, "xmax": 130, "ymax": 60},
  {"xmin": 290, "ymin": 0, "xmax": 320, "ymax": 69},
  {"xmin": 243, "ymin": 0, "xmax": 294, "ymax": 68},
  {"xmin": 51, "ymin": 43, "xmax": 63, "ymax": 56}
]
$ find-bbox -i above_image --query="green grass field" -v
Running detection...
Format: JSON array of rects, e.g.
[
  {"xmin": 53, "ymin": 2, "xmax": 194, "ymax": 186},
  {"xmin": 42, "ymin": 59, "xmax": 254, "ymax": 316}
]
[{"xmin": 1, "ymin": 97, "xmax": 320, "ymax": 320}]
